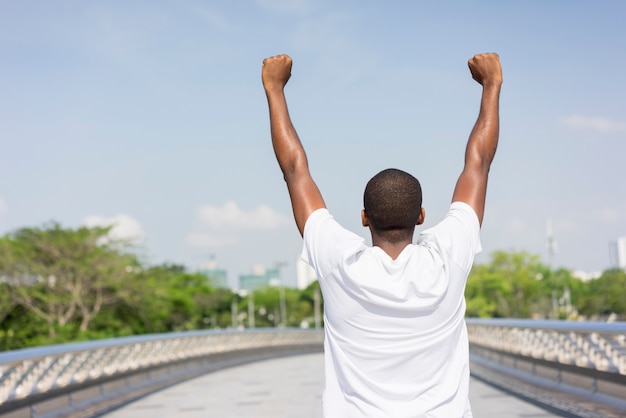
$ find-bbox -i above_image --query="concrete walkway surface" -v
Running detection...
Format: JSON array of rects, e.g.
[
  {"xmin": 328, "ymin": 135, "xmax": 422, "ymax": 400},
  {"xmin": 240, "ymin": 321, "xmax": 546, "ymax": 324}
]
[{"xmin": 100, "ymin": 353, "xmax": 570, "ymax": 418}]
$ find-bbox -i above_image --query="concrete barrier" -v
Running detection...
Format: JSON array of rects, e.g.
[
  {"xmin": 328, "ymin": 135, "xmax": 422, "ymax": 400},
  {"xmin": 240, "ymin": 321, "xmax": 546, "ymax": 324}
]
[
  {"xmin": 466, "ymin": 319, "xmax": 626, "ymax": 415},
  {"xmin": 2, "ymin": 320, "xmax": 624, "ymax": 418},
  {"xmin": 0, "ymin": 329, "xmax": 323, "ymax": 418}
]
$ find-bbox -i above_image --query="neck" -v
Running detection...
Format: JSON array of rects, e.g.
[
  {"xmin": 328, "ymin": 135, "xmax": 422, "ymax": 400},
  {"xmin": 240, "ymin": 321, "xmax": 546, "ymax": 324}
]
[{"xmin": 371, "ymin": 237, "xmax": 412, "ymax": 260}]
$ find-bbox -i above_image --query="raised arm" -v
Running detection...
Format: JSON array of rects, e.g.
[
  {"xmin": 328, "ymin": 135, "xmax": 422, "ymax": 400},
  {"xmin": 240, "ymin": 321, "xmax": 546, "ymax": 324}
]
[
  {"xmin": 262, "ymin": 54, "xmax": 325, "ymax": 236},
  {"xmin": 452, "ymin": 53, "xmax": 503, "ymax": 226}
]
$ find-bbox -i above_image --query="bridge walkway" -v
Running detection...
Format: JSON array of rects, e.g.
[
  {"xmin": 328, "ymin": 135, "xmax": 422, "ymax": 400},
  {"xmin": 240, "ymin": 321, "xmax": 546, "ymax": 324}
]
[{"xmin": 101, "ymin": 353, "xmax": 566, "ymax": 418}]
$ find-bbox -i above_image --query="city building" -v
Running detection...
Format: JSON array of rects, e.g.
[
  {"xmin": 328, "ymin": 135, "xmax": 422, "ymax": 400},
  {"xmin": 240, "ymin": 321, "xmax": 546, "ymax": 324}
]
[
  {"xmin": 239, "ymin": 264, "xmax": 281, "ymax": 291},
  {"xmin": 197, "ymin": 267, "xmax": 228, "ymax": 288},
  {"xmin": 296, "ymin": 257, "xmax": 317, "ymax": 290},
  {"xmin": 196, "ymin": 257, "xmax": 228, "ymax": 288},
  {"xmin": 617, "ymin": 236, "xmax": 626, "ymax": 270}
]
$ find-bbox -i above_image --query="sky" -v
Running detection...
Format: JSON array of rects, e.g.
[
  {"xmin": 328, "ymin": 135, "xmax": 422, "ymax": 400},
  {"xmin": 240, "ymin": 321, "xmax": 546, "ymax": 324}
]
[{"xmin": 1, "ymin": 1, "xmax": 625, "ymax": 288}]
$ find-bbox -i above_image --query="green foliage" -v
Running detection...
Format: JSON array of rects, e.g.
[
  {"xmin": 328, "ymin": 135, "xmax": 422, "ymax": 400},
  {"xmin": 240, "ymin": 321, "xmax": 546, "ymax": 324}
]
[
  {"xmin": 110, "ymin": 264, "xmax": 225, "ymax": 334},
  {"xmin": 534, "ymin": 268, "xmax": 583, "ymax": 319},
  {"xmin": 466, "ymin": 250, "xmax": 626, "ymax": 320},
  {"xmin": 0, "ymin": 223, "xmax": 138, "ymax": 342},
  {"xmin": 0, "ymin": 304, "xmax": 47, "ymax": 351},
  {"xmin": 2, "ymin": 220, "xmax": 624, "ymax": 351},
  {"xmin": 466, "ymin": 251, "xmax": 546, "ymax": 318},
  {"xmin": 0, "ymin": 282, "xmax": 15, "ymax": 325},
  {"xmin": 298, "ymin": 280, "xmax": 324, "ymax": 328},
  {"xmin": 241, "ymin": 286, "xmax": 297, "ymax": 328},
  {"xmin": 577, "ymin": 269, "xmax": 626, "ymax": 318}
]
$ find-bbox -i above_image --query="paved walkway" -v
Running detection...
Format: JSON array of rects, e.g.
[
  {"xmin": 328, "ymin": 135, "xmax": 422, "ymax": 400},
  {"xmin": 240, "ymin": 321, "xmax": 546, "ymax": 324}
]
[
  {"xmin": 105, "ymin": 354, "xmax": 558, "ymax": 418},
  {"xmin": 102, "ymin": 353, "xmax": 564, "ymax": 418}
]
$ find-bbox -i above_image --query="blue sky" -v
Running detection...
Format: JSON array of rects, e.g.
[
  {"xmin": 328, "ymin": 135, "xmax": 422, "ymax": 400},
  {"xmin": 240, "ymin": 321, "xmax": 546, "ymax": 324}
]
[{"xmin": 1, "ymin": 1, "xmax": 625, "ymax": 287}]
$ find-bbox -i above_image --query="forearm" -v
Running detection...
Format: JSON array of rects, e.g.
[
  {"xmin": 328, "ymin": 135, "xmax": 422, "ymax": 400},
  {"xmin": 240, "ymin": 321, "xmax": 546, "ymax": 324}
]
[
  {"xmin": 465, "ymin": 83, "xmax": 501, "ymax": 171},
  {"xmin": 265, "ymin": 86, "xmax": 325, "ymax": 235},
  {"xmin": 265, "ymin": 88, "xmax": 309, "ymax": 179},
  {"xmin": 452, "ymin": 81, "xmax": 501, "ymax": 223}
]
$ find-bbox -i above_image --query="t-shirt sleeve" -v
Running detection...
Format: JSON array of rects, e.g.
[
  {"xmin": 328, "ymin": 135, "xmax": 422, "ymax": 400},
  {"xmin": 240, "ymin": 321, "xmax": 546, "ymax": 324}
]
[
  {"xmin": 301, "ymin": 208, "xmax": 366, "ymax": 281},
  {"xmin": 418, "ymin": 202, "xmax": 482, "ymax": 273}
]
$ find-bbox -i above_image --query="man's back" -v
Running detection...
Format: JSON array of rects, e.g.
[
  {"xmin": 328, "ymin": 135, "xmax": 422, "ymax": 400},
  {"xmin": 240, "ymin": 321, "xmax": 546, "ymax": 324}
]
[{"xmin": 302, "ymin": 202, "xmax": 481, "ymax": 417}]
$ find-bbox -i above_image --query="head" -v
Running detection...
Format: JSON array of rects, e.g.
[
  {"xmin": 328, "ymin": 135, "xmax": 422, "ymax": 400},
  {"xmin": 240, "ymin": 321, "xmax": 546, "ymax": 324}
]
[{"xmin": 362, "ymin": 168, "xmax": 425, "ymax": 243}]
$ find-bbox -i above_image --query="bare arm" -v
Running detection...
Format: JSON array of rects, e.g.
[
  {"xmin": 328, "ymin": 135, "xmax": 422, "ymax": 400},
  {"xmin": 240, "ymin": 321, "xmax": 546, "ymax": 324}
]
[
  {"xmin": 262, "ymin": 54, "xmax": 325, "ymax": 236},
  {"xmin": 452, "ymin": 53, "xmax": 503, "ymax": 226}
]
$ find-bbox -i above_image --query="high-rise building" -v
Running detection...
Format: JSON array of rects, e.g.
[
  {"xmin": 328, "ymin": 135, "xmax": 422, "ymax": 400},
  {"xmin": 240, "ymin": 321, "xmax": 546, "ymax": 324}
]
[
  {"xmin": 617, "ymin": 236, "xmax": 626, "ymax": 270},
  {"xmin": 197, "ymin": 256, "xmax": 228, "ymax": 288},
  {"xmin": 239, "ymin": 265, "xmax": 281, "ymax": 291},
  {"xmin": 296, "ymin": 257, "xmax": 317, "ymax": 289},
  {"xmin": 197, "ymin": 268, "xmax": 228, "ymax": 288}
]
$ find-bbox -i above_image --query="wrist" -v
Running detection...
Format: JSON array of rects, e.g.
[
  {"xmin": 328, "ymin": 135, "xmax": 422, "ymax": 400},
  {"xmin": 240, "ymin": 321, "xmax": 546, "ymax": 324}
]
[
  {"xmin": 482, "ymin": 80, "xmax": 502, "ymax": 89},
  {"xmin": 263, "ymin": 82, "xmax": 286, "ymax": 94}
]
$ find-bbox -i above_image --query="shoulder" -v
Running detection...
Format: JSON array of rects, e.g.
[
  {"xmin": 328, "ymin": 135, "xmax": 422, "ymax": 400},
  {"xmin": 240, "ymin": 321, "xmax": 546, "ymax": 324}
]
[
  {"xmin": 447, "ymin": 201, "xmax": 481, "ymax": 228},
  {"xmin": 302, "ymin": 208, "xmax": 366, "ymax": 276},
  {"xmin": 304, "ymin": 207, "xmax": 331, "ymax": 230},
  {"xmin": 417, "ymin": 201, "xmax": 482, "ymax": 269},
  {"xmin": 423, "ymin": 202, "xmax": 480, "ymax": 235},
  {"xmin": 304, "ymin": 208, "xmax": 364, "ymax": 246}
]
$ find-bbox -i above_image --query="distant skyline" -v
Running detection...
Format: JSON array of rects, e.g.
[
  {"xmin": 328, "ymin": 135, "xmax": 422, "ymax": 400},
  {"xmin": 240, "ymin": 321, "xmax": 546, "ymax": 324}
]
[{"xmin": 1, "ymin": 1, "xmax": 625, "ymax": 287}]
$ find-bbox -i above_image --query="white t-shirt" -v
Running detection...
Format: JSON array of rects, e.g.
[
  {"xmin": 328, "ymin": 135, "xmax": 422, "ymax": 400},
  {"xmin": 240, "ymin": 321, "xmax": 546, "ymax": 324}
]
[{"xmin": 302, "ymin": 201, "xmax": 482, "ymax": 418}]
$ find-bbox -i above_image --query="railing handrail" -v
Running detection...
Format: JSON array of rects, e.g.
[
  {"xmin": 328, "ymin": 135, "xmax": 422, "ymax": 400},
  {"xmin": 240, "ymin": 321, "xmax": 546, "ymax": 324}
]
[
  {"xmin": 466, "ymin": 318, "xmax": 626, "ymax": 416},
  {"xmin": 3, "ymin": 320, "xmax": 623, "ymax": 363},
  {"xmin": 0, "ymin": 327, "xmax": 309, "ymax": 363},
  {"xmin": 465, "ymin": 318, "xmax": 626, "ymax": 334},
  {"xmin": 0, "ymin": 328, "xmax": 325, "ymax": 418},
  {"xmin": 1, "ymin": 321, "xmax": 625, "ymax": 417}
]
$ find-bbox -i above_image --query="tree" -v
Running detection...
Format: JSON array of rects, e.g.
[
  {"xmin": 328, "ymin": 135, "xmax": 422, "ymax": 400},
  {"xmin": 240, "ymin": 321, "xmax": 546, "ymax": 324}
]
[
  {"xmin": 535, "ymin": 267, "xmax": 584, "ymax": 319},
  {"xmin": 0, "ymin": 281, "xmax": 16, "ymax": 324},
  {"xmin": 299, "ymin": 280, "xmax": 323, "ymax": 328},
  {"xmin": 578, "ymin": 269, "xmax": 626, "ymax": 319},
  {"xmin": 466, "ymin": 250, "xmax": 549, "ymax": 318},
  {"xmin": 0, "ymin": 223, "xmax": 137, "ymax": 341},
  {"xmin": 111, "ymin": 263, "xmax": 230, "ymax": 334}
]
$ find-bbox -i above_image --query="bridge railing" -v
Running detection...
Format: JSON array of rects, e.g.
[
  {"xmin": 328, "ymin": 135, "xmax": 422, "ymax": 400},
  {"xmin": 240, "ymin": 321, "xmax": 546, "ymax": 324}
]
[
  {"xmin": 466, "ymin": 318, "xmax": 626, "ymax": 415},
  {"xmin": 0, "ymin": 328, "xmax": 324, "ymax": 418},
  {"xmin": 1, "ymin": 320, "xmax": 625, "ymax": 418}
]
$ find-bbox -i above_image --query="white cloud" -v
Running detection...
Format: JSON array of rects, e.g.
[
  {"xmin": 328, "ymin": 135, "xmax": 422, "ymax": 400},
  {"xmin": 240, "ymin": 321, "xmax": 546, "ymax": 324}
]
[
  {"xmin": 595, "ymin": 206, "xmax": 626, "ymax": 223},
  {"xmin": 560, "ymin": 115, "xmax": 626, "ymax": 134},
  {"xmin": 256, "ymin": 0, "xmax": 314, "ymax": 15},
  {"xmin": 82, "ymin": 213, "xmax": 145, "ymax": 243},
  {"xmin": 196, "ymin": 201, "xmax": 289, "ymax": 231},
  {"xmin": 186, "ymin": 201, "xmax": 290, "ymax": 249}
]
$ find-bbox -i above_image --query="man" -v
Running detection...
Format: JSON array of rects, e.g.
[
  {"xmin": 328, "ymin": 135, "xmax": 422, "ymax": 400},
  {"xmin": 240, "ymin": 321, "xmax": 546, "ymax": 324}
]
[{"xmin": 262, "ymin": 53, "xmax": 502, "ymax": 417}]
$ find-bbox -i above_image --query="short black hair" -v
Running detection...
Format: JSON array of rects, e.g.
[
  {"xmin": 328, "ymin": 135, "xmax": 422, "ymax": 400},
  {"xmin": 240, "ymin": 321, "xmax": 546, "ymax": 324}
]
[{"xmin": 363, "ymin": 168, "xmax": 422, "ymax": 241}]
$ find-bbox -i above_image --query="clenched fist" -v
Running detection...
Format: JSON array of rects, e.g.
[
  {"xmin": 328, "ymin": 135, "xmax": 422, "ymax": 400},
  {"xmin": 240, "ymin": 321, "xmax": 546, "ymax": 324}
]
[
  {"xmin": 262, "ymin": 54, "xmax": 293, "ymax": 92},
  {"xmin": 468, "ymin": 53, "xmax": 502, "ymax": 87}
]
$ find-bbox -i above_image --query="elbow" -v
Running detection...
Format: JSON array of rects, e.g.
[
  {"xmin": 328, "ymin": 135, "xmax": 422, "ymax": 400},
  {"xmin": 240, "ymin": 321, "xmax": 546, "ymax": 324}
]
[
  {"xmin": 280, "ymin": 156, "xmax": 309, "ymax": 183},
  {"xmin": 466, "ymin": 152, "xmax": 495, "ymax": 175}
]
